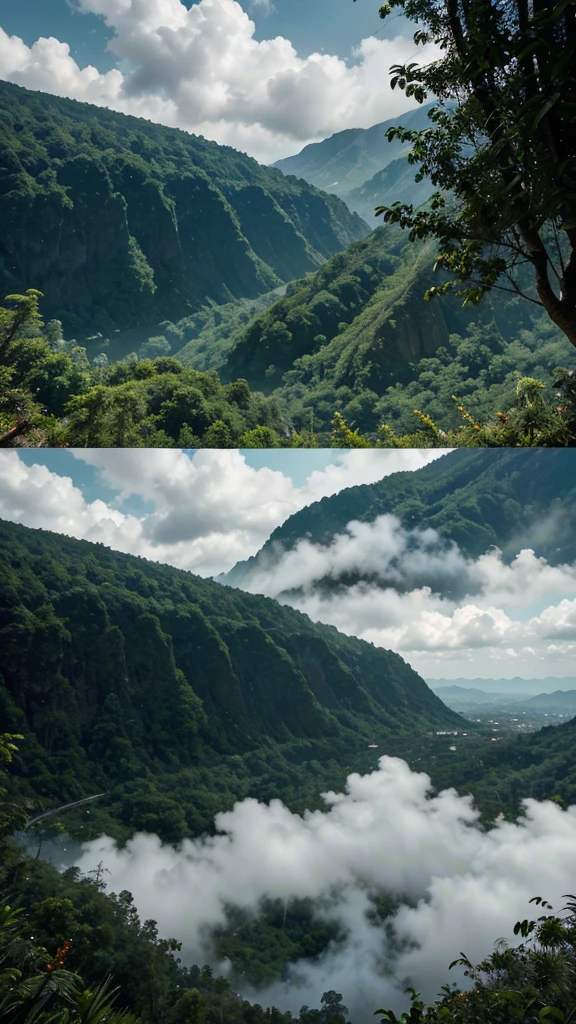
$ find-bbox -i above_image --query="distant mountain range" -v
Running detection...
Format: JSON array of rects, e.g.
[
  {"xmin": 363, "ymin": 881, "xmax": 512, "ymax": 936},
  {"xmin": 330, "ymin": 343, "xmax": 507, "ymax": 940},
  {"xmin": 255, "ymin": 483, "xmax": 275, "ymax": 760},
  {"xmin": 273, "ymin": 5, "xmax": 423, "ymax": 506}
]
[
  {"xmin": 428, "ymin": 677, "xmax": 576, "ymax": 697},
  {"xmin": 0, "ymin": 80, "xmax": 368, "ymax": 334},
  {"xmin": 431, "ymin": 685, "xmax": 576, "ymax": 712},
  {"xmin": 221, "ymin": 449, "xmax": 576, "ymax": 595},
  {"xmin": 272, "ymin": 105, "xmax": 437, "ymax": 223},
  {"xmin": 432, "ymin": 685, "xmax": 533, "ymax": 704}
]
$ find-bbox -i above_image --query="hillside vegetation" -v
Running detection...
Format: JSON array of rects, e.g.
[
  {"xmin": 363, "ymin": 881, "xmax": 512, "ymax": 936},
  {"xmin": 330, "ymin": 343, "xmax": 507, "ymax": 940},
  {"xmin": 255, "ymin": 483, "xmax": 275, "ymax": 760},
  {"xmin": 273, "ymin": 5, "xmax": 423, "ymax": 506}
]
[
  {"xmin": 170, "ymin": 225, "xmax": 574, "ymax": 437},
  {"xmin": 342, "ymin": 155, "xmax": 438, "ymax": 226},
  {"xmin": 2, "ymin": 83, "xmax": 576, "ymax": 447},
  {"xmin": 0, "ymin": 81, "xmax": 368, "ymax": 335},
  {"xmin": 0, "ymin": 517, "xmax": 466, "ymax": 847}
]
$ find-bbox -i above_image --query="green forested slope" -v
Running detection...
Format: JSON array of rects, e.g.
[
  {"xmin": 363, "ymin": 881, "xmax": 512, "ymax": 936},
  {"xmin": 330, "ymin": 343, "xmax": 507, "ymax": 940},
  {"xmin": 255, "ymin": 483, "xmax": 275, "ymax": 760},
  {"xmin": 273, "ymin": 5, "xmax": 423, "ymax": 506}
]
[
  {"xmin": 218, "ymin": 227, "xmax": 457, "ymax": 391},
  {"xmin": 210, "ymin": 226, "xmax": 573, "ymax": 435},
  {"xmin": 0, "ymin": 287, "xmax": 288, "ymax": 448},
  {"xmin": 0, "ymin": 517, "xmax": 465, "ymax": 843},
  {"xmin": 223, "ymin": 448, "xmax": 576, "ymax": 587},
  {"xmin": 0, "ymin": 81, "xmax": 368, "ymax": 334}
]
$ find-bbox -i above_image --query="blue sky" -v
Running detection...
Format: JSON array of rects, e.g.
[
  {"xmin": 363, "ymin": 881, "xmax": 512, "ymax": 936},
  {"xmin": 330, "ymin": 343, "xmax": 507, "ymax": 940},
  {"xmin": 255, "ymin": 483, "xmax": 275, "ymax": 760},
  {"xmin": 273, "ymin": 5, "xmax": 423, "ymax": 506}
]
[{"xmin": 0, "ymin": 0, "xmax": 436, "ymax": 163}]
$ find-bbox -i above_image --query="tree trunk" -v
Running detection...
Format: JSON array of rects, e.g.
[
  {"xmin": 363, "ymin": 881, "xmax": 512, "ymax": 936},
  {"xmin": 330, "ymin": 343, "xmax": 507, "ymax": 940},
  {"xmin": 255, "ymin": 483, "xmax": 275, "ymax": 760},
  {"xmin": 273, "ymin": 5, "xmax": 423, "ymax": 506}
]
[{"xmin": 521, "ymin": 229, "xmax": 576, "ymax": 348}]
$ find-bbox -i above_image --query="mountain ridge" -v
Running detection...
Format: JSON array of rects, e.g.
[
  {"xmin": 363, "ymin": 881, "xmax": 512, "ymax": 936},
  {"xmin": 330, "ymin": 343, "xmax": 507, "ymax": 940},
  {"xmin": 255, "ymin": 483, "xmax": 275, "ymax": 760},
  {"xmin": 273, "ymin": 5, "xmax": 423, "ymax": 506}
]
[
  {"xmin": 221, "ymin": 449, "xmax": 576, "ymax": 591},
  {"xmin": 0, "ymin": 515, "xmax": 466, "ymax": 842},
  {"xmin": 429, "ymin": 676, "xmax": 576, "ymax": 693},
  {"xmin": 0, "ymin": 80, "xmax": 369, "ymax": 335},
  {"xmin": 272, "ymin": 105, "xmax": 434, "ymax": 195},
  {"xmin": 272, "ymin": 105, "xmax": 442, "ymax": 224}
]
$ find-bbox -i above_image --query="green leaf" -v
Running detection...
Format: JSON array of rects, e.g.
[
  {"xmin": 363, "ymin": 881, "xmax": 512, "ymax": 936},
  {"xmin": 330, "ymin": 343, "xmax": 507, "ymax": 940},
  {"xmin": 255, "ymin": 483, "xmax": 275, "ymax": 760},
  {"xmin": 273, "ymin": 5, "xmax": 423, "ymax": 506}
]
[
  {"xmin": 533, "ymin": 92, "xmax": 562, "ymax": 129},
  {"xmin": 539, "ymin": 1008, "xmax": 565, "ymax": 1024}
]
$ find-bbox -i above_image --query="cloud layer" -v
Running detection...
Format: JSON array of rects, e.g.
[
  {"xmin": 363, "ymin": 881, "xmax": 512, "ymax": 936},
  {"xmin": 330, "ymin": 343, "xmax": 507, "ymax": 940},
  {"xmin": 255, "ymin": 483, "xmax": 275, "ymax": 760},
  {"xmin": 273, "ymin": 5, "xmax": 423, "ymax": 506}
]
[
  {"xmin": 0, "ymin": 449, "xmax": 441, "ymax": 577},
  {"xmin": 232, "ymin": 514, "xmax": 576, "ymax": 673},
  {"xmin": 72, "ymin": 757, "xmax": 576, "ymax": 1022},
  {"xmin": 0, "ymin": 0, "xmax": 442, "ymax": 162}
]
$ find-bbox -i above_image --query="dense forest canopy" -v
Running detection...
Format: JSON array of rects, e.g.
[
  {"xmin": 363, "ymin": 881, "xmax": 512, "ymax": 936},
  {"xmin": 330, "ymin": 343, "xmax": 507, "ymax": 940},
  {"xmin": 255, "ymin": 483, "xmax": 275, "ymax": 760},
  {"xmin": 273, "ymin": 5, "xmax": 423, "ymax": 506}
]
[
  {"xmin": 0, "ymin": 80, "xmax": 368, "ymax": 335},
  {"xmin": 0, "ymin": 514, "xmax": 467, "ymax": 847},
  {"xmin": 4, "ymin": 285, "xmax": 576, "ymax": 448},
  {"xmin": 212, "ymin": 226, "xmax": 575, "ymax": 436}
]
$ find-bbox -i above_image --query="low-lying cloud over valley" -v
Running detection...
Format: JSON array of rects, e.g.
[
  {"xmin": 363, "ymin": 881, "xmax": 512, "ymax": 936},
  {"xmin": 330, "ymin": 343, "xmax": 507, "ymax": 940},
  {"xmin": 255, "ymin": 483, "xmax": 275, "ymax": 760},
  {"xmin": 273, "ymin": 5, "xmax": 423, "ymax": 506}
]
[
  {"xmin": 225, "ymin": 514, "xmax": 576, "ymax": 676},
  {"xmin": 71, "ymin": 757, "xmax": 576, "ymax": 1023}
]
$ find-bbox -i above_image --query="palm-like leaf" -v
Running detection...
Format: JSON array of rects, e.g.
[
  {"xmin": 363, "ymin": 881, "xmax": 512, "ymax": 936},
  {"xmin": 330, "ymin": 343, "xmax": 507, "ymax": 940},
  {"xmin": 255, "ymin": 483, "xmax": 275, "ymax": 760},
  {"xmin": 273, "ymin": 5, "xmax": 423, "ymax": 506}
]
[{"xmin": 72, "ymin": 977, "xmax": 140, "ymax": 1024}]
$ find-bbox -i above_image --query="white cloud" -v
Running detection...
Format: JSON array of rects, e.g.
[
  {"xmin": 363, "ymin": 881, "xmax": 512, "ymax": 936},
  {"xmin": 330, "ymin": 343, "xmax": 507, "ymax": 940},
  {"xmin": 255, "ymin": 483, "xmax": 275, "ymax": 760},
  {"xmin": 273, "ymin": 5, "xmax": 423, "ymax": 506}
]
[
  {"xmin": 0, "ymin": 450, "xmax": 443, "ymax": 577},
  {"xmin": 71, "ymin": 757, "xmax": 576, "ymax": 1022},
  {"xmin": 531, "ymin": 599, "xmax": 576, "ymax": 640},
  {"xmin": 0, "ymin": 0, "xmax": 442, "ymax": 162},
  {"xmin": 231, "ymin": 513, "xmax": 576, "ymax": 668}
]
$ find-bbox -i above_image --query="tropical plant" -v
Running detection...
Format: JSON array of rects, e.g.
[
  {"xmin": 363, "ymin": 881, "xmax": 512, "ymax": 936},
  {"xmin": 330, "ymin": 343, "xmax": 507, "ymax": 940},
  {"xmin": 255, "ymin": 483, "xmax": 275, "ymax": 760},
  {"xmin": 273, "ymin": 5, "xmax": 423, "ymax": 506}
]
[{"xmin": 375, "ymin": 895, "xmax": 576, "ymax": 1024}]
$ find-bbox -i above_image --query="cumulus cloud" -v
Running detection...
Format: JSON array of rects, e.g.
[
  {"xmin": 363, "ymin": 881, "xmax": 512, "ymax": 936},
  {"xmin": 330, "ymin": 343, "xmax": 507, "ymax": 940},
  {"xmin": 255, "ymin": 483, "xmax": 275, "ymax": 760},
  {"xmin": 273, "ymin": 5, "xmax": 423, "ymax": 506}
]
[
  {"xmin": 0, "ymin": 0, "xmax": 442, "ymax": 162},
  {"xmin": 0, "ymin": 450, "xmax": 442, "ymax": 577},
  {"xmin": 71, "ymin": 757, "xmax": 576, "ymax": 1022},
  {"xmin": 230, "ymin": 513, "xmax": 576, "ymax": 668}
]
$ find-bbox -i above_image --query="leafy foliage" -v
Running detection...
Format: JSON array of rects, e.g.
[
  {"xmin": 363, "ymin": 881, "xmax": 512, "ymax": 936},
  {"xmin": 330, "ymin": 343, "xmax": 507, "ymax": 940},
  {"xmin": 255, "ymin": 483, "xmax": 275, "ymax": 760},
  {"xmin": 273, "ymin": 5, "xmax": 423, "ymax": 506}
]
[
  {"xmin": 374, "ymin": 894, "xmax": 576, "ymax": 1024},
  {"xmin": 0, "ymin": 291, "xmax": 287, "ymax": 448},
  {"xmin": 370, "ymin": 0, "xmax": 576, "ymax": 345}
]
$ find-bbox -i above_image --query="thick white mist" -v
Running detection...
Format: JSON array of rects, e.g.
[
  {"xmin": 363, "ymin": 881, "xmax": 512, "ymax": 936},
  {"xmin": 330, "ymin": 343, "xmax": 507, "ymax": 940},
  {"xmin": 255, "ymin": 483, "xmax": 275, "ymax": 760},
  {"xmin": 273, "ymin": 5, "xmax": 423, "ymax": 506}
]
[{"xmin": 72, "ymin": 757, "xmax": 576, "ymax": 1023}]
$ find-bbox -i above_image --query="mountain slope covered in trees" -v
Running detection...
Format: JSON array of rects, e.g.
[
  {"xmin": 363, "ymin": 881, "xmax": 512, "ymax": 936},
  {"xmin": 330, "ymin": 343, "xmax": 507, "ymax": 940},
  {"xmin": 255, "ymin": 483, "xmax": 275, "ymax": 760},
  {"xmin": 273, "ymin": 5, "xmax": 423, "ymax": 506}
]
[
  {"xmin": 0, "ymin": 80, "xmax": 368, "ymax": 334},
  {"xmin": 180, "ymin": 225, "xmax": 573, "ymax": 436},
  {"xmin": 222, "ymin": 448, "xmax": 576, "ymax": 590},
  {"xmin": 342, "ymin": 155, "xmax": 438, "ymax": 225},
  {"xmin": 0, "ymin": 517, "xmax": 466, "ymax": 844}
]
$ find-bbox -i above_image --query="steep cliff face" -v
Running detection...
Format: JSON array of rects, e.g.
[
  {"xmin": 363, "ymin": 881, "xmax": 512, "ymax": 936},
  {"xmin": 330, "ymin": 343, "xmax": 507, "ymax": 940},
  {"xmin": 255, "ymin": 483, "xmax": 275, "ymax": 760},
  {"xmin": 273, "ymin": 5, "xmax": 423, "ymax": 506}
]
[
  {"xmin": 226, "ymin": 184, "xmax": 322, "ymax": 282},
  {"xmin": 0, "ymin": 81, "xmax": 369, "ymax": 332},
  {"xmin": 2, "ymin": 151, "xmax": 155, "ymax": 325}
]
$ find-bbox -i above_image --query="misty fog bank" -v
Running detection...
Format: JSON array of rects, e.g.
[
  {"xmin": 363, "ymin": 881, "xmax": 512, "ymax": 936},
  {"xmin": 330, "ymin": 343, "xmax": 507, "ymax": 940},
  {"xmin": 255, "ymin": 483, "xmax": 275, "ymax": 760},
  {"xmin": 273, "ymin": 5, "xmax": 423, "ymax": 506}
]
[{"xmin": 57, "ymin": 756, "xmax": 576, "ymax": 1024}]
